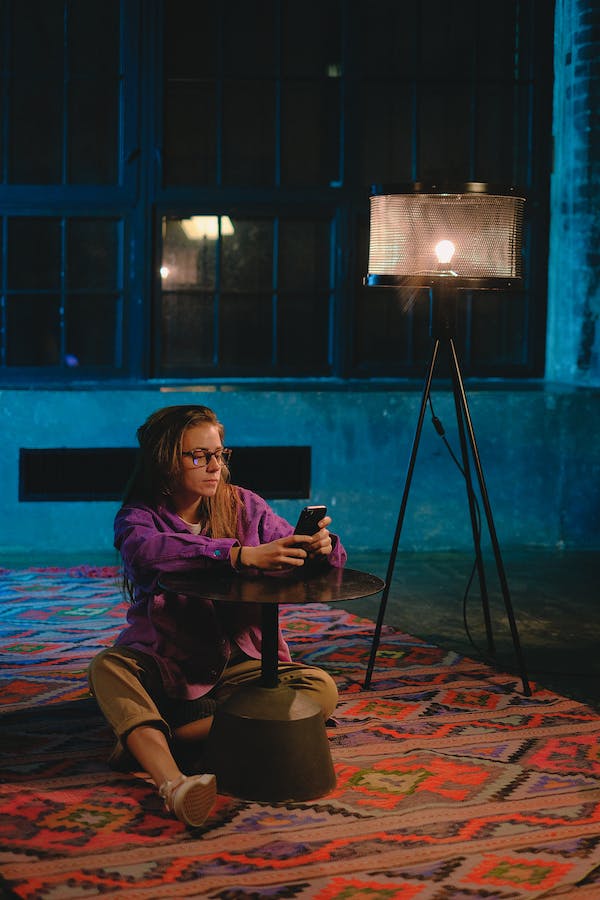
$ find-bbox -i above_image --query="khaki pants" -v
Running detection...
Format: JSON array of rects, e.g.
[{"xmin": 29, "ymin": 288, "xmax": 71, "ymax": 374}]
[{"xmin": 88, "ymin": 646, "xmax": 338, "ymax": 755}]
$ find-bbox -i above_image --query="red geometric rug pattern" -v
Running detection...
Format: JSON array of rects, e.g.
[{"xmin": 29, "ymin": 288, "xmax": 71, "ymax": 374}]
[{"xmin": 1, "ymin": 566, "xmax": 600, "ymax": 898}]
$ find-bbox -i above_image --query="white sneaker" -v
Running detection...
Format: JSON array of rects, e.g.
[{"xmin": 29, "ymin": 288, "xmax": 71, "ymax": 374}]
[{"xmin": 159, "ymin": 773, "xmax": 217, "ymax": 827}]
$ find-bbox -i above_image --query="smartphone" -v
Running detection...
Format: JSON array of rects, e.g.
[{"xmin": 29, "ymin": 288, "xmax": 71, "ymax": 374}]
[{"xmin": 294, "ymin": 505, "xmax": 327, "ymax": 536}]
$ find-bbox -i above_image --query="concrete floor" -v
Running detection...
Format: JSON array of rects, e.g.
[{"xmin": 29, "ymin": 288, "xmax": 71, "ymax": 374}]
[{"xmin": 345, "ymin": 549, "xmax": 600, "ymax": 712}]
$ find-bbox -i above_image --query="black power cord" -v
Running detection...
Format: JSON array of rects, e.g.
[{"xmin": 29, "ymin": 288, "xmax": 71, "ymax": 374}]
[{"xmin": 427, "ymin": 393, "xmax": 499, "ymax": 667}]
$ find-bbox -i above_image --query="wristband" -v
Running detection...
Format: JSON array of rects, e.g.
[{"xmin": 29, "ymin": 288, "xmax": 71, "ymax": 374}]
[{"xmin": 235, "ymin": 546, "xmax": 245, "ymax": 570}]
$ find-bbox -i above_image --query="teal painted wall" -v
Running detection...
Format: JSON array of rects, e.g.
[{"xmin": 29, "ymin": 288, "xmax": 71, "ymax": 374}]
[
  {"xmin": 1, "ymin": 385, "xmax": 599, "ymax": 560},
  {"xmin": 547, "ymin": 0, "xmax": 600, "ymax": 386}
]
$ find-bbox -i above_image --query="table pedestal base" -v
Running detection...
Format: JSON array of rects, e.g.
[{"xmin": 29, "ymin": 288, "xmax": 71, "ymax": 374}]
[{"xmin": 204, "ymin": 684, "xmax": 336, "ymax": 802}]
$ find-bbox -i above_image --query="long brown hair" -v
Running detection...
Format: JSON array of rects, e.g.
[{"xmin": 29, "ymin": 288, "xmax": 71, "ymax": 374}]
[{"xmin": 122, "ymin": 404, "xmax": 240, "ymax": 539}]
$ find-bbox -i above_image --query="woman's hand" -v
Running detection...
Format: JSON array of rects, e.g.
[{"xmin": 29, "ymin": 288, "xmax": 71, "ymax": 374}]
[
  {"xmin": 234, "ymin": 515, "xmax": 334, "ymax": 571},
  {"xmin": 235, "ymin": 536, "xmax": 309, "ymax": 571},
  {"xmin": 298, "ymin": 515, "xmax": 333, "ymax": 559}
]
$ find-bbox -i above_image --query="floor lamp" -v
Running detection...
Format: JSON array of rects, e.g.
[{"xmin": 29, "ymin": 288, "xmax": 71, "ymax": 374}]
[{"xmin": 363, "ymin": 182, "xmax": 531, "ymax": 696}]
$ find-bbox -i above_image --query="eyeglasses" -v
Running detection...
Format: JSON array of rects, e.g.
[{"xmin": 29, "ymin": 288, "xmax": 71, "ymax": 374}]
[{"xmin": 182, "ymin": 448, "xmax": 232, "ymax": 468}]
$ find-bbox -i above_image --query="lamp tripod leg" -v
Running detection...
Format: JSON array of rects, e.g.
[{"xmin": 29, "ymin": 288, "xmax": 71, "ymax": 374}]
[
  {"xmin": 448, "ymin": 339, "xmax": 531, "ymax": 696},
  {"xmin": 448, "ymin": 341, "xmax": 496, "ymax": 657},
  {"xmin": 363, "ymin": 340, "xmax": 440, "ymax": 690}
]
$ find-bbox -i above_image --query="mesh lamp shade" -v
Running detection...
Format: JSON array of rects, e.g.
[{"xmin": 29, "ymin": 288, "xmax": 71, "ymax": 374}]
[{"xmin": 365, "ymin": 183, "xmax": 525, "ymax": 290}]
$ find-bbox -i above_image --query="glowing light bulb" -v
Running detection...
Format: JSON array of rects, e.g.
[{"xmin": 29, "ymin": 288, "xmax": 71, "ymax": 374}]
[
  {"xmin": 434, "ymin": 240, "xmax": 456, "ymax": 265},
  {"xmin": 160, "ymin": 266, "xmax": 170, "ymax": 279}
]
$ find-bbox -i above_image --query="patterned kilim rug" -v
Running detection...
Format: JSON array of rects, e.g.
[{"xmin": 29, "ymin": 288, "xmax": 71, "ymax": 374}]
[{"xmin": 1, "ymin": 566, "xmax": 600, "ymax": 899}]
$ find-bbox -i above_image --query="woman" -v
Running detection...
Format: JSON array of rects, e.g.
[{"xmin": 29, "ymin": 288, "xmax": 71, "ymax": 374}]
[{"xmin": 88, "ymin": 405, "xmax": 346, "ymax": 827}]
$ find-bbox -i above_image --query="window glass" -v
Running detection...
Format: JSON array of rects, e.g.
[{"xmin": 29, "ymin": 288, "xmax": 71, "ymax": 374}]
[
  {"xmin": 419, "ymin": 0, "xmax": 479, "ymax": 79},
  {"xmin": 10, "ymin": 79, "xmax": 63, "ymax": 183},
  {"xmin": 3, "ymin": 215, "xmax": 123, "ymax": 372},
  {"xmin": 161, "ymin": 217, "xmax": 220, "ymax": 289},
  {"xmin": 220, "ymin": 219, "xmax": 273, "ymax": 292},
  {"xmin": 223, "ymin": 0, "xmax": 276, "ymax": 77},
  {"xmin": 157, "ymin": 214, "xmax": 334, "ymax": 376},
  {"xmin": 280, "ymin": 80, "xmax": 341, "ymax": 186},
  {"xmin": 277, "ymin": 292, "xmax": 330, "ymax": 372},
  {"xmin": 67, "ymin": 220, "xmax": 119, "ymax": 290},
  {"xmin": 355, "ymin": 0, "xmax": 417, "ymax": 77},
  {"xmin": 222, "ymin": 81, "xmax": 276, "ymax": 185},
  {"xmin": 476, "ymin": 85, "xmax": 515, "ymax": 183},
  {"xmin": 5, "ymin": 0, "xmax": 121, "ymax": 185},
  {"xmin": 12, "ymin": 0, "xmax": 63, "ymax": 74},
  {"xmin": 161, "ymin": 292, "xmax": 215, "ymax": 370},
  {"xmin": 66, "ymin": 295, "xmax": 119, "ymax": 367},
  {"xmin": 68, "ymin": 0, "xmax": 120, "ymax": 75},
  {"xmin": 278, "ymin": 220, "xmax": 330, "ymax": 292},
  {"xmin": 418, "ymin": 85, "xmax": 472, "ymax": 181},
  {"xmin": 359, "ymin": 83, "xmax": 413, "ymax": 184},
  {"xmin": 68, "ymin": 80, "xmax": 119, "ymax": 184},
  {"xmin": 6, "ymin": 295, "xmax": 61, "ymax": 366},
  {"xmin": 164, "ymin": 1, "xmax": 218, "ymax": 78},
  {"xmin": 219, "ymin": 293, "xmax": 272, "ymax": 367},
  {"xmin": 163, "ymin": 82, "xmax": 217, "ymax": 186},
  {"xmin": 470, "ymin": 292, "xmax": 529, "ymax": 369},
  {"xmin": 281, "ymin": 0, "xmax": 341, "ymax": 77},
  {"xmin": 8, "ymin": 219, "xmax": 61, "ymax": 289},
  {"xmin": 477, "ymin": 3, "xmax": 516, "ymax": 79}
]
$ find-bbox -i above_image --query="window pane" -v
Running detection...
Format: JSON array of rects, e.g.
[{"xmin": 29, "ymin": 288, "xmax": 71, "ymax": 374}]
[
  {"xmin": 476, "ymin": 84, "xmax": 514, "ymax": 183},
  {"xmin": 356, "ymin": 0, "xmax": 417, "ymax": 77},
  {"xmin": 164, "ymin": 1, "xmax": 218, "ymax": 78},
  {"xmin": 68, "ymin": 79, "xmax": 119, "ymax": 184},
  {"xmin": 7, "ymin": 0, "xmax": 122, "ymax": 185},
  {"xmin": 277, "ymin": 220, "xmax": 331, "ymax": 372},
  {"xmin": 278, "ymin": 220, "xmax": 330, "ymax": 292},
  {"xmin": 222, "ymin": 81, "xmax": 275, "ymax": 185},
  {"xmin": 470, "ymin": 292, "xmax": 529, "ymax": 368},
  {"xmin": 219, "ymin": 293, "xmax": 272, "ymax": 367},
  {"xmin": 12, "ymin": 0, "xmax": 63, "ymax": 75},
  {"xmin": 8, "ymin": 219, "xmax": 61, "ymax": 289},
  {"xmin": 161, "ymin": 292, "xmax": 214, "ymax": 370},
  {"xmin": 221, "ymin": 219, "xmax": 272, "ymax": 292},
  {"xmin": 161, "ymin": 217, "xmax": 221, "ymax": 289},
  {"xmin": 69, "ymin": 0, "xmax": 120, "ymax": 185},
  {"xmin": 68, "ymin": 0, "xmax": 120, "ymax": 75},
  {"xmin": 419, "ymin": 0, "xmax": 478, "ymax": 79},
  {"xmin": 278, "ymin": 293, "xmax": 330, "ymax": 371},
  {"xmin": 9, "ymin": 0, "xmax": 63, "ymax": 183},
  {"xmin": 281, "ymin": 0, "xmax": 341, "ymax": 77},
  {"xmin": 359, "ymin": 82, "xmax": 413, "ymax": 183},
  {"xmin": 6, "ymin": 295, "xmax": 61, "ymax": 365},
  {"xmin": 10, "ymin": 79, "xmax": 62, "ymax": 183},
  {"xmin": 65, "ymin": 295, "xmax": 119, "ymax": 366},
  {"xmin": 418, "ymin": 84, "xmax": 471, "ymax": 180},
  {"xmin": 157, "ymin": 215, "xmax": 338, "ymax": 374},
  {"xmin": 280, "ymin": 80, "xmax": 340, "ymax": 186},
  {"xmin": 354, "ymin": 288, "xmax": 414, "ymax": 370},
  {"xmin": 67, "ymin": 220, "xmax": 119, "ymax": 290},
  {"xmin": 513, "ymin": 82, "xmax": 535, "ymax": 187},
  {"xmin": 223, "ymin": 0, "xmax": 276, "ymax": 77},
  {"xmin": 163, "ymin": 82, "xmax": 217, "ymax": 186},
  {"xmin": 477, "ymin": 3, "xmax": 516, "ymax": 79}
]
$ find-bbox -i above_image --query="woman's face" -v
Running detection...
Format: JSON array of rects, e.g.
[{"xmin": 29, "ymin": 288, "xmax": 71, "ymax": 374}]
[{"xmin": 177, "ymin": 423, "xmax": 225, "ymax": 499}]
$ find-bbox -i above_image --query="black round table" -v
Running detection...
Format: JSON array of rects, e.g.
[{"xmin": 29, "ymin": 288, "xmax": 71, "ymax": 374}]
[{"xmin": 159, "ymin": 566, "xmax": 384, "ymax": 802}]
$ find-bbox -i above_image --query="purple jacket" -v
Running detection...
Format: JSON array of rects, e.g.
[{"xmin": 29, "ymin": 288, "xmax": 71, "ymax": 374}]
[{"xmin": 113, "ymin": 487, "xmax": 347, "ymax": 699}]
